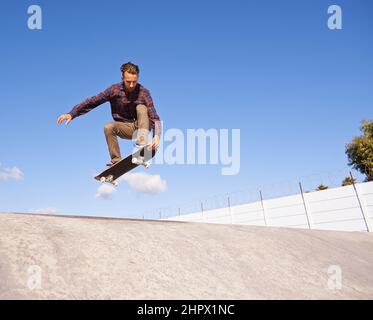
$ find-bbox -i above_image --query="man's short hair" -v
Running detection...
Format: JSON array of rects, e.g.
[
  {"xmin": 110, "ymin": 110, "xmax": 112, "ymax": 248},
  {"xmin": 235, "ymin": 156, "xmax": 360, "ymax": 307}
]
[{"xmin": 121, "ymin": 62, "xmax": 140, "ymax": 75}]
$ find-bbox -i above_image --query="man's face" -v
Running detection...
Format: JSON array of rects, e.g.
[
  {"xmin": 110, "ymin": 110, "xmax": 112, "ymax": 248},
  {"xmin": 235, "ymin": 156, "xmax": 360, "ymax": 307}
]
[{"xmin": 122, "ymin": 71, "xmax": 138, "ymax": 92}]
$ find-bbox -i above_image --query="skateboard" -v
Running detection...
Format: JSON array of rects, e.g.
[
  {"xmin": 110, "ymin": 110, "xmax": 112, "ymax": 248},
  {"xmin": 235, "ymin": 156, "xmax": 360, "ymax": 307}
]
[{"xmin": 94, "ymin": 144, "xmax": 156, "ymax": 187}]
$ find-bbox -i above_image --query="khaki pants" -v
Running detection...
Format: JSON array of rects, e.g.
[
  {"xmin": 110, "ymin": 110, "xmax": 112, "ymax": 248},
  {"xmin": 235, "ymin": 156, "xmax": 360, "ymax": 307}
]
[{"xmin": 104, "ymin": 104, "xmax": 151, "ymax": 164}]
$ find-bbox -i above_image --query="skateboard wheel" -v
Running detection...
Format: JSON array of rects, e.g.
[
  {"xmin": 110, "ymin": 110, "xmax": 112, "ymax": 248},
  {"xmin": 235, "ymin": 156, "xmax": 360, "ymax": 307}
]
[
  {"xmin": 144, "ymin": 162, "xmax": 151, "ymax": 169},
  {"xmin": 132, "ymin": 158, "xmax": 138, "ymax": 164},
  {"xmin": 100, "ymin": 177, "xmax": 106, "ymax": 183}
]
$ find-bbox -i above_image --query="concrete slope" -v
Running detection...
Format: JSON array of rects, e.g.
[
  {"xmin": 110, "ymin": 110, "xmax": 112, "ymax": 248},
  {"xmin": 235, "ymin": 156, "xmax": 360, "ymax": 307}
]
[{"xmin": 0, "ymin": 212, "xmax": 372, "ymax": 300}]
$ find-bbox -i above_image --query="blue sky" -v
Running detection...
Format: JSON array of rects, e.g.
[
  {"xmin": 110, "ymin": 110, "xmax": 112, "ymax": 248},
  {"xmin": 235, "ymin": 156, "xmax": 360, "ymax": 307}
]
[{"xmin": 0, "ymin": 0, "xmax": 372, "ymax": 218}]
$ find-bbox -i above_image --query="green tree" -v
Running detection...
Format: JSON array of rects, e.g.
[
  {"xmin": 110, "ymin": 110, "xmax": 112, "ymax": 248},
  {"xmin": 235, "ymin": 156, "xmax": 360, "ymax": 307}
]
[
  {"xmin": 341, "ymin": 176, "xmax": 356, "ymax": 186},
  {"xmin": 316, "ymin": 184, "xmax": 328, "ymax": 191},
  {"xmin": 346, "ymin": 120, "xmax": 373, "ymax": 182}
]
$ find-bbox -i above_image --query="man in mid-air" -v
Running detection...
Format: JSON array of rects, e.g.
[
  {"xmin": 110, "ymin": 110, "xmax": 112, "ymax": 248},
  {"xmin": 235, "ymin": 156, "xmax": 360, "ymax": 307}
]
[{"xmin": 57, "ymin": 62, "xmax": 161, "ymax": 167}]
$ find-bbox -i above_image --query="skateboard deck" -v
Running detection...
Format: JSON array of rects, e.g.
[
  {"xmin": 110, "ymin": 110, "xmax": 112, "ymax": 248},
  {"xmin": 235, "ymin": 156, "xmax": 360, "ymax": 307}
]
[{"xmin": 94, "ymin": 144, "xmax": 156, "ymax": 186}]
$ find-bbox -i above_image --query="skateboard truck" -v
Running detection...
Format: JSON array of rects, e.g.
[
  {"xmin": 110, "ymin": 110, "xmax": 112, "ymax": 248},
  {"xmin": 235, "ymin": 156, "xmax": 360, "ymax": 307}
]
[
  {"xmin": 99, "ymin": 175, "xmax": 119, "ymax": 187},
  {"xmin": 132, "ymin": 156, "xmax": 151, "ymax": 169}
]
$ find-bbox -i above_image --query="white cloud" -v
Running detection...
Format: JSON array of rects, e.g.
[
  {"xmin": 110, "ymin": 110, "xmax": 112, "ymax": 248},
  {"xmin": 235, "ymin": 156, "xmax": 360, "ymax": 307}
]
[
  {"xmin": 95, "ymin": 184, "xmax": 117, "ymax": 199},
  {"xmin": 29, "ymin": 207, "xmax": 59, "ymax": 215},
  {"xmin": 119, "ymin": 172, "xmax": 167, "ymax": 194},
  {"xmin": 0, "ymin": 165, "xmax": 24, "ymax": 181}
]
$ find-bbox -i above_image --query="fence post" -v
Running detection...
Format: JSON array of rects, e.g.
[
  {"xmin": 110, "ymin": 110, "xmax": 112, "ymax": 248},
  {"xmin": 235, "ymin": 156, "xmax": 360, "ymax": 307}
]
[
  {"xmin": 200, "ymin": 201, "xmax": 206, "ymax": 221},
  {"xmin": 299, "ymin": 182, "xmax": 313, "ymax": 229},
  {"xmin": 259, "ymin": 190, "xmax": 268, "ymax": 226},
  {"xmin": 350, "ymin": 171, "xmax": 372, "ymax": 232},
  {"xmin": 178, "ymin": 208, "xmax": 181, "ymax": 216},
  {"xmin": 227, "ymin": 196, "xmax": 233, "ymax": 224}
]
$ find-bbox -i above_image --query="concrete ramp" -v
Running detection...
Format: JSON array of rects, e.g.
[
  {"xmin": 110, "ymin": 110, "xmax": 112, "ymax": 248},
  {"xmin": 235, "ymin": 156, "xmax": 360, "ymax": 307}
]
[{"xmin": 0, "ymin": 212, "xmax": 372, "ymax": 299}]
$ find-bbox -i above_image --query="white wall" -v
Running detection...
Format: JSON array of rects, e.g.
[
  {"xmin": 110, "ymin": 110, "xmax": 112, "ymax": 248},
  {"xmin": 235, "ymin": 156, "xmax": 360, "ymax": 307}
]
[{"xmin": 164, "ymin": 181, "xmax": 373, "ymax": 232}]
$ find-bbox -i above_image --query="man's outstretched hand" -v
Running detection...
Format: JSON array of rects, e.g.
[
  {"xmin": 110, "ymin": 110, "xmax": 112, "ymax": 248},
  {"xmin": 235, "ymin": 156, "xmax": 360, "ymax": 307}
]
[
  {"xmin": 150, "ymin": 135, "xmax": 159, "ymax": 151},
  {"xmin": 57, "ymin": 114, "xmax": 72, "ymax": 125}
]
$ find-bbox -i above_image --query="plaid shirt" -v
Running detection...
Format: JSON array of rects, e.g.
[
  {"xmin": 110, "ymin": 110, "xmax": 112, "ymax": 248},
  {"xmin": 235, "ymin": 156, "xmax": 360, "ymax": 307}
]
[{"xmin": 68, "ymin": 82, "xmax": 162, "ymax": 136}]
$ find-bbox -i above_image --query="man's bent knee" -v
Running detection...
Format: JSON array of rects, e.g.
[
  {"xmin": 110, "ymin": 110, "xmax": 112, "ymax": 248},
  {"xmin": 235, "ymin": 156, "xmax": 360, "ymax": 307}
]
[
  {"xmin": 136, "ymin": 104, "xmax": 147, "ymax": 115},
  {"xmin": 104, "ymin": 122, "xmax": 115, "ymax": 135}
]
